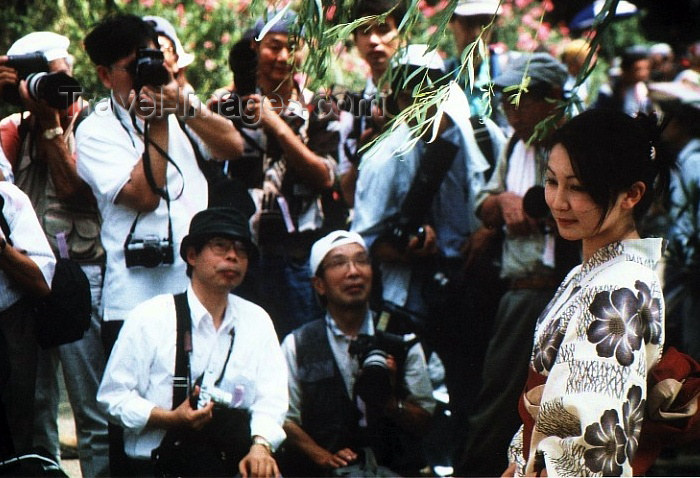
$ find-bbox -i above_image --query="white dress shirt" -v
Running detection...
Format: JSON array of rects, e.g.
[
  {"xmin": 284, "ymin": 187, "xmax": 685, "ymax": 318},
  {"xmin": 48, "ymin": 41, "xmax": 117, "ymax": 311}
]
[
  {"xmin": 97, "ymin": 286, "xmax": 288, "ymax": 459},
  {"xmin": 76, "ymin": 96, "xmax": 208, "ymax": 322},
  {"xmin": 0, "ymin": 182, "xmax": 55, "ymax": 311}
]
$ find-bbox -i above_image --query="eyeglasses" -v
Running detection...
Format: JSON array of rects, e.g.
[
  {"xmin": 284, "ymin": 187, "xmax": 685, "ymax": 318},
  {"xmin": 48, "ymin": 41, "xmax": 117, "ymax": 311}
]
[
  {"xmin": 321, "ymin": 253, "xmax": 371, "ymax": 272},
  {"xmin": 206, "ymin": 238, "xmax": 249, "ymax": 258}
]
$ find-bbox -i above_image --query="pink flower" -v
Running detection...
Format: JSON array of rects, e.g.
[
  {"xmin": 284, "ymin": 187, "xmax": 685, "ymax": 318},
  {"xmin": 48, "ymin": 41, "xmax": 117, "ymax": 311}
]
[
  {"xmin": 326, "ymin": 5, "xmax": 336, "ymax": 22},
  {"xmin": 204, "ymin": 0, "xmax": 218, "ymax": 12},
  {"xmin": 203, "ymin": 40, "xmax": 214, "ymax": 49},
  {"xmin": 139, "ymin": 0, "xmax": 155, "ymax": 7},
  {"xmin": 205, "ymin": 59, "xmax": 216, "ymax": 71},
  {"xmin": 515, "ymin": 0, "xmax": 533, "ymax": 9},
  {"xmin": 221, "ymin": 32, "xmax": 231, "ymax": 44},
  {"xmin": 543, "ymin": 0, "xmax": 554, "ymax": 12}
]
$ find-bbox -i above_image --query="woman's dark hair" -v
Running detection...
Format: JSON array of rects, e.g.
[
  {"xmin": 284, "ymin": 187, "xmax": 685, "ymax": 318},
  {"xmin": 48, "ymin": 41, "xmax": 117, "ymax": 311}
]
[
  {"xmin": 84, "ymin": 14, "xmax": 159, "ymax": 67},
  {"xmin": 549, "ymin": 108, "xmax": 672, "ymax": 227}
]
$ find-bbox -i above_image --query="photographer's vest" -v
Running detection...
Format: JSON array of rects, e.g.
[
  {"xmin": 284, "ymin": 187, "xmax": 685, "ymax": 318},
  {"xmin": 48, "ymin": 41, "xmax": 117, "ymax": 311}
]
[
  {"xmin": 293, "ymin": 319, "xmax": 361, "ymax": 453},
  {"xmin": 293, "ymin": 318, "xmax": 422, "ymax": 475},
  {"xmin": 4, "ymin": 113, "xmax": 104, "ymax": 264}
]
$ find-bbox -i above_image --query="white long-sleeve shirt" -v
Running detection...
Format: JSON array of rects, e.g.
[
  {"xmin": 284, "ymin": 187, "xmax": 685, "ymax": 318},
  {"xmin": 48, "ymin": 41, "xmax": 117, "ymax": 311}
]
[{"xmin": 98, "ymin": 285, "xmax": 288, "ymax": 459}]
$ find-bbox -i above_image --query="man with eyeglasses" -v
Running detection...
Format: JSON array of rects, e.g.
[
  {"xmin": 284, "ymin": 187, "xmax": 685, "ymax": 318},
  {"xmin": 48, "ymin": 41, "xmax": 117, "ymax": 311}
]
[
  {"xmin": 278, "ymin": 230, "xmax": 435, "ymax": 477},
  {"xmin": 98, "ymin": 207, "xmax": 287, "ymax": 477},
  {"xmin": 78, "ymin": 14, "xmax": 245, "ymax": 474}
]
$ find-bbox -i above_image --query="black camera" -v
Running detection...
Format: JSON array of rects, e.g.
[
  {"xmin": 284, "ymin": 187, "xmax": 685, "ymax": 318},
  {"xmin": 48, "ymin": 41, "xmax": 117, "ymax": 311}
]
[
  {"xmin": 124, "ymin": 234, "xmax": 174, "ymax": 268},
  {"xmin": 381, "ymin": 216, "xmax": 426, "ymax": 252},
  {"xmin": 133, "ymin": 48, "xmax": 170, "ymax": 91},
  {"xmin": 2, "ymin": 52, "xmax": 82, "ymax": 109},
  {"xmin": 349, "ymin": 331, "xmax": 418, "ymax": 409}
]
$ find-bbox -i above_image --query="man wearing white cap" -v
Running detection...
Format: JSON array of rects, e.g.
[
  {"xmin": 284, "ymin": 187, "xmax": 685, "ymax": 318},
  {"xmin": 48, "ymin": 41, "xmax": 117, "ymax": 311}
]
[
  {"xmin": 279, "ymin": 230, "xmax": 434, "ymax": 477},
  {"xmin": 143, "ymin": 16, "xmax": 195, "ymax": 91},
  {"xmin": 351, "ymin": 44, "xmax": 504, "ymax": 456},
  {"xmin": 0, "ymin": 31, "xmax": 109, "ymax": 476}
]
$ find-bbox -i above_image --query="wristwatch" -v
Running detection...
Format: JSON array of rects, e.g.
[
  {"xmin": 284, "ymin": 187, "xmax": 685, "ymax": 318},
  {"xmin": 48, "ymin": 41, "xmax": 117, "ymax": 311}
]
[
  {"xmin": 42, "ymin": 126, "xmax": 64, "ymax": 140},
  {"xmin": 252, "ymin": 436, "xmax": 272, "ymax": 453}
]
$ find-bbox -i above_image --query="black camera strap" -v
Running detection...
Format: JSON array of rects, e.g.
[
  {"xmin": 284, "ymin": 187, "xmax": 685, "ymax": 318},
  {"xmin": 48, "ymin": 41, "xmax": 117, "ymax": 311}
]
[
  {"xmin": 172, "ymin": 292, "xmax": 237, "ymax": 408},
  {"xmin": 0, "ymin": 193, "xmax": 14, "ymax": 247},
  {"xmin": 395, "ymin": 136, "xmax": 460, "ymax": 234},
  {"xmin": 173, "ymin": 292, "xmax": 192, "ymax": 409}
]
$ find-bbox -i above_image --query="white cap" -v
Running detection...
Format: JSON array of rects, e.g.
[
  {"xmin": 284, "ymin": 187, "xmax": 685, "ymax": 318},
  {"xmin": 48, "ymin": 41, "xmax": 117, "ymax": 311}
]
[
  {"xmin": 8, "ymin": 32, "xmax": 69, "ymax": 61},
  {"xmin": 454, "ymin": 0, "xmax": 501, "ymax": 17},
  {"xmin": 395, "ymin": 44, "xmax": 445, "ymax": 71},
  {"xmin": 309, "ymin": 230, "xmax": 367, "ymax": 276},
  {"xmin": 143, "ymin": 15, "xmax": 195, "ymax": 69}
]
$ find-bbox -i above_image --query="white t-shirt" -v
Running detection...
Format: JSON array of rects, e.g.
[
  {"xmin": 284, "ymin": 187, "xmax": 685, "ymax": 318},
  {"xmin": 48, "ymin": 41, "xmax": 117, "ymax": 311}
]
[
  {"xmin": 97, "ymin": 286, "xmax": 288, "ymax": 459},
  {"xmin": 0, "ymin": 182, "xmax": 55, "ymax": 311},
  {"xmin": 76, "ymin": 97, "xmax": 208, "ymax": 321}
]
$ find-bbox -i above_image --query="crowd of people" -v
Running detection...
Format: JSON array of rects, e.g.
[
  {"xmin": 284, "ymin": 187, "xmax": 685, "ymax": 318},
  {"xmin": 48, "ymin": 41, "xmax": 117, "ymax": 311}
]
[{"xmin": 0, "ymin": 0, "xmax": 698, "ymax": 476}]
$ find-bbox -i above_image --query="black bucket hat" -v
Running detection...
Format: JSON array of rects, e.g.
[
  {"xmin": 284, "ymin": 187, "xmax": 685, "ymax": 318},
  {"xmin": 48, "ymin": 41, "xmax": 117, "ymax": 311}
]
[{"xmin": 180, "ymin": 207, "xmax": 256, "ymax": 261}]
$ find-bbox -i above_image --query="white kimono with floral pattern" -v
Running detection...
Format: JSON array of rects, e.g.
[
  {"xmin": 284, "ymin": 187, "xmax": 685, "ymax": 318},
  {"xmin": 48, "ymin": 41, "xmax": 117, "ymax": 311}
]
[{"xmin": 509, "ymin": 238, "xmax": 665, "ymax": 477}]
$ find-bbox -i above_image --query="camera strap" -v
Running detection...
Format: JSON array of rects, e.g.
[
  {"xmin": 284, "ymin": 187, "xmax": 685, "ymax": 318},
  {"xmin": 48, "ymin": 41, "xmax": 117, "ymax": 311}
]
[
  {"xmin": 172, "ymin": 292, "xmax": 237, "ymax": 408},
  {"xmin": 122, "ymin": 197, "xmax": 174, "ymax": 257},
  {"xmin": 173, "ymin": 292, "xmax": 193, "ymax": 409}
]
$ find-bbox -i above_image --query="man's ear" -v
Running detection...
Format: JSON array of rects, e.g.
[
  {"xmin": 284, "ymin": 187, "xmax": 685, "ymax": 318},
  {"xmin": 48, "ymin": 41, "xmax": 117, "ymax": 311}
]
[
  {"xmin": 311, "ymin": 276, "xmax": 326, "ymax": 297},
  {"xmin": 621, "ymin": 181, "xmax": 646, "ymax": 210},
  {"xmin": 186, "ymin": 246, "xmax": 198, "ymax": 269},
  {"xmin": 96, "ymin": 65, "xmax": 113, "ymax": 90}
]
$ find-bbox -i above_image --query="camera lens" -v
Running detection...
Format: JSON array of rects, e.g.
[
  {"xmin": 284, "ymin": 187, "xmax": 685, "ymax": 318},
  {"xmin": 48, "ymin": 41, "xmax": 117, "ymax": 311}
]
[{"xmin": 26, "ymin": 72, "xmax": 82, "ymax": 110}]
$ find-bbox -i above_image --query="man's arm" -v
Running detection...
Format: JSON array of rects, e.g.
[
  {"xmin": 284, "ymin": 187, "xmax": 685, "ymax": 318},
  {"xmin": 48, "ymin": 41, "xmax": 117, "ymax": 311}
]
[
  {"xmin": 181, "ymin": 97, "xmax": 244, "ymax": 160},
  {"xmin": 250, "ymin": 94, "xmax": 334, "ymax": 190},
  {"xmin": 147, "ymin": 386, "xmax": 214, "ymax": 431},
  {"xmin": 0, "ymin": 239, "xmax": 50, "ymax": 297},
  {"xmin": 114, "ymin": 92, "xmax": 170, "ymax": 212},
  {"xmin": 18, "ymin": 83, "xmax": 94, "ymax": 202},
  {"xmin": 283, "ymin": 420, "xmax": 358, "ymax": 470}
]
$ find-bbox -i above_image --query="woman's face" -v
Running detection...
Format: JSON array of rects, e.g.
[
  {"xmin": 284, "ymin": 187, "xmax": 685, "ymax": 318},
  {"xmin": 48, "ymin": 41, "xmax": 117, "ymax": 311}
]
[{"xmin": 545, "ymin": 144, "xmax": 634, "ymax": 254}]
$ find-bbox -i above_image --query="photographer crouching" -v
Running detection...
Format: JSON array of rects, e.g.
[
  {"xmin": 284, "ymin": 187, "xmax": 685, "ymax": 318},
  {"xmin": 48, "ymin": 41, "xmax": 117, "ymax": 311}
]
[
  {"xmin": 279, "ymin": 230, "xmax": 435, "ymax": 477},
  {"xmin": 97, "ymin": 207, "xmax": 287, "ymax": 477}
]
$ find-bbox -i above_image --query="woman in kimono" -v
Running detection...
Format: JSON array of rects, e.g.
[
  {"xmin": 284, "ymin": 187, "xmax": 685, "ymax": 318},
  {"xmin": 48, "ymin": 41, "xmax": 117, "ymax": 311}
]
[{"xmin": 505, "ymin": 109, "xmax": 669, "ymax": 477}]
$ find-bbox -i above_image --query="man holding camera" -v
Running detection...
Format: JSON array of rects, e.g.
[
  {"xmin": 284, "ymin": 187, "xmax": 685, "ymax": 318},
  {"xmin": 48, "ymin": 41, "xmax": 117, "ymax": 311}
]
[
  {"xmin": 457, "ymin": 53, "xmax": 576, "ymax": 476},
  {"xmin": 351, "ymin": 45, "xmax": 504, "ymax": 458},
  {"xmin": 77, "ymin": 14, "xmax": 244, "ymax": 474},
  {"xmin": 217, "ymin": 11, "xmax": 341, "ymax": 340},
  {"xmin": 98, "ymin": 207, "xmax": 287, "ymax": 477},
  {"xmin": 77, "ymin": 14, "xmax": 244, "ymax": 352},
  {"xmin": 279, "ymin": 230, "xmax": 435, "ymax": 477},
  {"xmin": 0, "ymin": 32, "xmax": 109, "ymax": 476}
]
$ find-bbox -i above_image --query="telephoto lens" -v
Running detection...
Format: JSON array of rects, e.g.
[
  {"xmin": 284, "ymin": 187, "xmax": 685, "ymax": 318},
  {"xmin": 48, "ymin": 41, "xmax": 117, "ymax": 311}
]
[{"xmin": 25, "ymin": 71, "xmax": 82, "ymax": 110}]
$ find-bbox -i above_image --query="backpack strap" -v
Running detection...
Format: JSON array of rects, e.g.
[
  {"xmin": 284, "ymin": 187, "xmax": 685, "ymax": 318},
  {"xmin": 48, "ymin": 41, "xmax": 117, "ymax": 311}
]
[
  {"xmin": 469, "ymin": 116, "xmax": 496, "ymax": 172},
  {"xmin": 172, "ymin": 292, "xmax": 192, "ymax": 409},
  {"xmin": 0, "ymin": 194, "xmax": 13, "ymax": 247}
]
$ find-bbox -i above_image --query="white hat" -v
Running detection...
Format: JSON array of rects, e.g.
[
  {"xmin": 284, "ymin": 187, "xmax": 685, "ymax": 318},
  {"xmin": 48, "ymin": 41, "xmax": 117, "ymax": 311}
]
[
  {"xmin": 395, "ymin": 44, "xmax": 445, "ymax": 71},
  {"xmin": 454, "ymin": 0, "xmax": 501, "ymax": 17},
  {"xmin": 309, "ymin": 230, "xmax": 367, "ymax": 276},
  {"xmin": 8, "ymin": 32, "xmax": 70, "ymax": 61},
  {"xmin": 143, "ymin": 15, "xmax": 195, "ymax": 69}
]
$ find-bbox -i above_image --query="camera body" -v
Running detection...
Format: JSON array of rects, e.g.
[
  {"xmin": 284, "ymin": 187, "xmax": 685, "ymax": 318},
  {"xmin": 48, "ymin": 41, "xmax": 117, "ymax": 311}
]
[
  {"xmin": 133, "ymin": 48, "xmax": 170, "ymax": 91},
  {"xmin": 124, "ymin": 235, "xmax": 174, "ymax": 268},
  {"xmin": 381, "ymin": 216, "xmax": 426, "ymax": 252},
  {"xmin": 2, "ymin": 52, "xmax": 82, "ymax": 109},
  {"xmin": 349, "ymin": 331, "xmax": 417, "ymax": 408}
]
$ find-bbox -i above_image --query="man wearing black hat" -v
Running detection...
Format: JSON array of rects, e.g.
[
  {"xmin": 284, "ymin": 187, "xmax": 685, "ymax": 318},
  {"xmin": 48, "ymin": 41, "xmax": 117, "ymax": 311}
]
[{"xmin": 97, "ymin": 207, "xmax": 287, "ymax": 477}]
